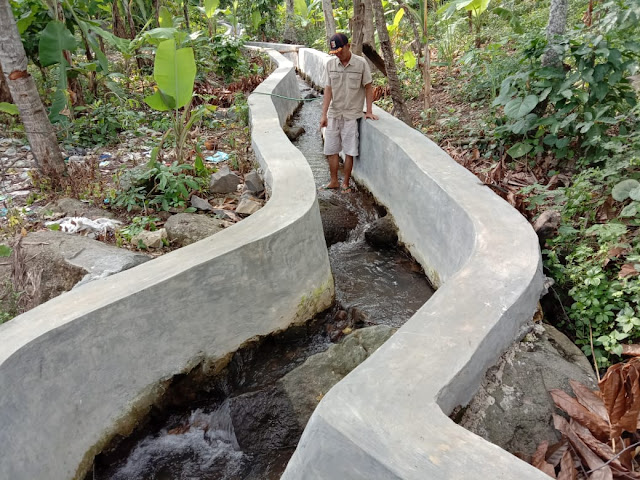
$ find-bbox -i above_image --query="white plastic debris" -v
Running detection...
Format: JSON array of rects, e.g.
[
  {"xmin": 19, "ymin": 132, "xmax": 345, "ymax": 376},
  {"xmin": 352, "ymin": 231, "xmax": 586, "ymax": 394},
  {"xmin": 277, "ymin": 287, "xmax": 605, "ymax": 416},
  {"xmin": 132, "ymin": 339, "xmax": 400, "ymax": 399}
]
[{"xmin": 45, "ymin": 217, "xmax": 122, "ymax": 236}]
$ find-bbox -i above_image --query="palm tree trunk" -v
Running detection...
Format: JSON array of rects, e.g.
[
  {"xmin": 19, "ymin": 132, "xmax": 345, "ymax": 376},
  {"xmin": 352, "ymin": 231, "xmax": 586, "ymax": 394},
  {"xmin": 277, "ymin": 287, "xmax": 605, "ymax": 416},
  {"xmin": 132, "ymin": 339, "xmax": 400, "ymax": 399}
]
[
  {"xmin": 322, "ymin": 0, "xmax": 336, "ymax": 47},
  {"xmin": 351, "ymin": 0, "xmax": 365, "ymax": 55},
  {"xmin": 422, "ymin": 0, "xmax": 431, "ymax": 111},
  {"xmin": 370, "ymin": 0, "xmax": 411, "ymax": 125},
  {"xmin": 0, "ymin": 0, "xmax": 66, "ymax": 179},
  {"xmin": 283, "ymin": 0, "xmax": 297, "ymax": 43},
  {"xmin": 542, "ymin": 0, "xmax": 568, "ymax": 67},
  {"xmin": 0, "ymin": 63, "xmax": 12, "ymax": 103}
]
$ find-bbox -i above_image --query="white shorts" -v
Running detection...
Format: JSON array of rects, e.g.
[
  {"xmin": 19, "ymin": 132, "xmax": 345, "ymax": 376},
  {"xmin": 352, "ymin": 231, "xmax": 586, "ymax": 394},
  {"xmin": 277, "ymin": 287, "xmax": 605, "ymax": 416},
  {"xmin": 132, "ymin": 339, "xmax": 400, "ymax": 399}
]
[{"xmin": 324, "ymin": 117, "xmax": 359, "ymax": 157}]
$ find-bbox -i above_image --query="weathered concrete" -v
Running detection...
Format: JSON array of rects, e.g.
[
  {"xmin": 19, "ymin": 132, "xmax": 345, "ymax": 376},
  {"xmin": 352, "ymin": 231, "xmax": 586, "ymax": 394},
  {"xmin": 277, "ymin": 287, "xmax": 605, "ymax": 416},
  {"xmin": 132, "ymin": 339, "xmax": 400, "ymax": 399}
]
[
  {"xmin": 0, "ymin": 50, "xmax": 333, "ymax": 480},
  {"xmin": 282, "ymin": 48, "xmax": 547, "ymax": 479}
]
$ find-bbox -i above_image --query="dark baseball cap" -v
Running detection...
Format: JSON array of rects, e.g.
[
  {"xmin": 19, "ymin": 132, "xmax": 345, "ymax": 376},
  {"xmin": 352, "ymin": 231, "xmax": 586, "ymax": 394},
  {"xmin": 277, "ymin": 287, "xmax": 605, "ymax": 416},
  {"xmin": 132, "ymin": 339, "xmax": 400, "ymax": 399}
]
[{"xmin": 329, "ymin": 33, "xmax": 349, "ymax": 54}]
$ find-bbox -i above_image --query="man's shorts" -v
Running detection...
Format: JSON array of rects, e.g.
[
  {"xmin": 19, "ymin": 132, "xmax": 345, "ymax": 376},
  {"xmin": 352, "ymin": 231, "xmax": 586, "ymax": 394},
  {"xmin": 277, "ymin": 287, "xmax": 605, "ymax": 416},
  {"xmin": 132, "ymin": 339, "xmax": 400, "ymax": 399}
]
[{"xmin": 324, "ymin": 117, "xmax": 359, "ymax": 157}]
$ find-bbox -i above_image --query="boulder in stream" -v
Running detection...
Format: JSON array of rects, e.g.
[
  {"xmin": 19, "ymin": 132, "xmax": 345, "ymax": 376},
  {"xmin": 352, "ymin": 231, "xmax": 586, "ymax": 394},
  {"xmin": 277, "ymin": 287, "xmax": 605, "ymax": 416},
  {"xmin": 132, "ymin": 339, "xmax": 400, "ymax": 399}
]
[
  {"xmin": 318, "ymin": 197, "xmax": 358, "ymax": 246},
  {"xmin": 278, "ymin": 325, "xmax": 395, "ymax": 427},
  {"xmin": 364, "ymin": 215, "xmax": 398, "ymax": 248}
]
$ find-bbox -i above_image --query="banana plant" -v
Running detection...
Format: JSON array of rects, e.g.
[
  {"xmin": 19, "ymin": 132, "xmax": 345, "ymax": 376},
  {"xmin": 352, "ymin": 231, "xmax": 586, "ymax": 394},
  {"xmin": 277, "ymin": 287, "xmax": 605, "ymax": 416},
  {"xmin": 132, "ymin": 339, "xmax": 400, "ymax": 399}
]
[
  {"xmin": 38, "ymin": 20, "xmax": 77, "ymax": 122},
  {"xmin": 144, "ymin": 38, "xmax": 208, "ymax": 163}
]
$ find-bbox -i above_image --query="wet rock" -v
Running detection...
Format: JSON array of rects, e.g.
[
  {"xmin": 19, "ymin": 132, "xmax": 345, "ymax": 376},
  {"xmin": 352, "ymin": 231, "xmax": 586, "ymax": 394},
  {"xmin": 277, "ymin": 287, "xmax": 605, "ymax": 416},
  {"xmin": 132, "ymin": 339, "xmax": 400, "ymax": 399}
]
[
  {"xmin": 164, "ymin": 213, "xmax": 224, "ymax": 246},
  {"xmin": 283, "ymin": 125, "xmax": 305, "ymax": 141},
  {"xmin": 8, "ymin": 230, "xmax": 150, "ymax": 307},
  {"xmin": 364, "ymin": 215, "xmax": 398, "ymax": 248},
  {"xmin": 458, "ymin": 323, "xmax": 597, "ymax": 457},
  {"xmin": 533, "ymin": 210, "xmax": 561, "ymax": 246},
  {"xmin": 132, "ymin": 228, "xmax": 167, "ymax": 249},
  {"xmin": 44, "ymin": 198, "xmax": 116, "ymax": 220},
  {"xmin": 318, "ymin": 197, "xmax": 358, "ymax": 246},
  {"xmin": 228, "ymin": 386, "xmax": 301, "ymax": 454},
  {"xmin": 279, "ymin": 325, "xmax": 395, "ymax": 427},
  {"xmin": 244, "ymin": 170, "xmax": 264, "ymax": 194},
  {"xmin": 236, "ymin": 197, "xmax": 262, "ymax": 215},
  {"xmin": 210, "ymin": 166, "xmax": 241, "ymax": 194},
  {"xmin": 190, "ymin": 195, "xmax": 213, "ymax": 211}
]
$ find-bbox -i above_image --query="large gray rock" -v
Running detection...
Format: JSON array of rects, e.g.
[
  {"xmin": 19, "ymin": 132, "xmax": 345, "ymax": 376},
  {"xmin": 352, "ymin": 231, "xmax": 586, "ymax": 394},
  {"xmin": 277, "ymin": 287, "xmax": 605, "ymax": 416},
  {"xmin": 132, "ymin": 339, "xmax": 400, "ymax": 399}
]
[
  {"xmin": 210, "ymin": 166, "xmax": 241, "ymax": 194},
  {"xmin": 244, "ymin": 170, "xmax": 264, "ymax": 194},
  {"xmin": 131, "ymin": 228, "xmax": 167, "ymax": 249},
  {"xmin": 164, "ymin": 213, "xmax": 225, "ymax": 246},
  {"xmin": 190, "ymin": 195, "xmax": 213, "ymax": 211},
  {"xmin": 318, "ymin": 197, "xmax": 358, "ymax": 246},
  {"xmin": 44, "ymin": 197, "xmax": 116, "ymax": 220},
  {"xmin": 458, "ymin": 323, "xmax": 597, "ymax": 456},
  {"xmin": 364, "ymin": 215, "xmax": 398, "ymax": 248},
  {"xmin": 236, "ymin": 197, "xmax": 262, "ymax": 215},
  {"xmin": 279, "ymin": 325, "xmax": 395, "ymax": 427},
  {"xmin": 9, "ymin": 230, "xmax": 150, "ymax": 307}
]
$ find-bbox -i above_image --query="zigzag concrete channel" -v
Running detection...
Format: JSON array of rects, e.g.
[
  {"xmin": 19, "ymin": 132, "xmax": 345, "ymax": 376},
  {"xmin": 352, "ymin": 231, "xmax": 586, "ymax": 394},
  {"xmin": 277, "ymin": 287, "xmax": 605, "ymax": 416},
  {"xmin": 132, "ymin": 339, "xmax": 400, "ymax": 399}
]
[{"xmin": 0, "ymin": 44, "xmax": 548, "ymax": 479}]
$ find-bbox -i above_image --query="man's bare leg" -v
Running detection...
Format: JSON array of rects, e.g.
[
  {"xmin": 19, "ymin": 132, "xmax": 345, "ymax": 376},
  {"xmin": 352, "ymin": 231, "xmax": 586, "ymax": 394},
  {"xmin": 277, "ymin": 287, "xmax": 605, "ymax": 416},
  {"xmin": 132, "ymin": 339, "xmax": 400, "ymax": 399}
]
[
  {"xmin": 342, "ymin": 154, "xmax": 353, "ymax": 189},
  {"xmin": 326, "ymin": 153, "xmax": 340, "ymax": 188}
]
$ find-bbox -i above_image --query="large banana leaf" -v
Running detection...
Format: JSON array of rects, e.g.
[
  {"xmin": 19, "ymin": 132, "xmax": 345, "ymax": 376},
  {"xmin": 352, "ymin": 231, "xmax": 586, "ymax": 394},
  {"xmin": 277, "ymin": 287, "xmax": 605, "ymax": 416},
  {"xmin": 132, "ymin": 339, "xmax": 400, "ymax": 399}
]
[
  {"xmin": 39, "ymin": 21, "xmax": 77, "ymax": 67},
  {"xmin": 146, "ymin": 39, "xmax": 195, "ymax": 110}
]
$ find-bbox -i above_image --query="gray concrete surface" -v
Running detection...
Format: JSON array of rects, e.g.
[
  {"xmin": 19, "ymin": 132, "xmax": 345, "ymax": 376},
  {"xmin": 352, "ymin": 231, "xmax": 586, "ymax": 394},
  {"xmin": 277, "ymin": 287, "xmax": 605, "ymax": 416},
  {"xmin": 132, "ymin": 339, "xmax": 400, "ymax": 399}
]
[
  {"xmin": 281, "ymin": 48, "xmax": 548, "ymax": 479},
  {"xmin": 0, "ymin": 50, "xmax": 333, "ymax": 480}
]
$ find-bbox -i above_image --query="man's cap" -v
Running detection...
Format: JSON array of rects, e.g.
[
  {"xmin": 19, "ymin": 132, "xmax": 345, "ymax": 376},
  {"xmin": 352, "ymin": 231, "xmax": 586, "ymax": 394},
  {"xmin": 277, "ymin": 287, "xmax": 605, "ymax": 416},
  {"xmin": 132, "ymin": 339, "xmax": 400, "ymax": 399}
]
[{"xmin": 329, "ymin": 33, "xmax": 349, "ymax": 54}]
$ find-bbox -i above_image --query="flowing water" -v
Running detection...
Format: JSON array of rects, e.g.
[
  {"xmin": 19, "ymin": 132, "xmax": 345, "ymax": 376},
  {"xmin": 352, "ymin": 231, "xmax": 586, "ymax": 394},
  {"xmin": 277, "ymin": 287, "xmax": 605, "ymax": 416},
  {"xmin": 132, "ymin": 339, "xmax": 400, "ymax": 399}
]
[{"xmin": 89, "ymin": 80, "xmax": 434, "ymax": 480}]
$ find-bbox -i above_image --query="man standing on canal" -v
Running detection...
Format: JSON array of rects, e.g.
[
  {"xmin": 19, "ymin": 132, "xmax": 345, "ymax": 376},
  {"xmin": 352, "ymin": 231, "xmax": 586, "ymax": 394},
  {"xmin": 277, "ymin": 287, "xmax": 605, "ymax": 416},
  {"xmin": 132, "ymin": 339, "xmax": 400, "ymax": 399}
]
[{"xmin": 320, "ymin": 33, "xmax": 378, "ymax": 193}]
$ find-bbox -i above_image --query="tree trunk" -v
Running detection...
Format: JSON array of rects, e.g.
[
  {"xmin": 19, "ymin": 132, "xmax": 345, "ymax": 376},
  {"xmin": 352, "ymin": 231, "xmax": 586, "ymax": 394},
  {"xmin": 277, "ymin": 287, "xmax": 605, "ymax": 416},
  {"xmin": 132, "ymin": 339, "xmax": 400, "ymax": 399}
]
[
  {"xmin": 183, "ymin": 0, "xmax": 190, "ymax": 30},
  {"xmin": 422, "ymin": 0, "xmax": 431, "ymax": 111},
  {"xmin": 112, "ymin": 0, "xmax": 128, "ymax": 38},
  {"xmin": 0, "ymin": 63, "xmax": 13, "ymax": 103},
  {"xmin": 370, "ymin": 0, "xmax": 411, "ymax": 125},
  {"xmin": 351, "ymin": 0, "xmax": 365, "ymax": 55},
  {"xmin": 322, "ymin": 0, "xmax": 336, "ymax": 47},
  {"xmin": 283, "ymin": 0, "xmax": 297, "ymax": 43},
  {"xmin": 153, "ymin": 0, "xmax": 160, "ymax": 26},
  {"xmin": 363, "ymin": 0, "xmax": 375, "ymax": 46},
  {"xmin": 0, "ymin": 0, "xmax": 66, "ymax": 179},
  {"xmin": 542, "ymin": 0, "xmax": 568, "ymax": 67}
]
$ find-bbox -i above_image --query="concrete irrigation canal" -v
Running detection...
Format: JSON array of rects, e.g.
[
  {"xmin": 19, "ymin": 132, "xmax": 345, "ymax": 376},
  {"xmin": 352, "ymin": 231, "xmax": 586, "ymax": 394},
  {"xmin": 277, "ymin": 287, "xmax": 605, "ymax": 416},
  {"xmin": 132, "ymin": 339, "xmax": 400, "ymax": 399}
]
[{"xmin": 0, "ymin": 44, "xmax": 546, "ymax": 479}]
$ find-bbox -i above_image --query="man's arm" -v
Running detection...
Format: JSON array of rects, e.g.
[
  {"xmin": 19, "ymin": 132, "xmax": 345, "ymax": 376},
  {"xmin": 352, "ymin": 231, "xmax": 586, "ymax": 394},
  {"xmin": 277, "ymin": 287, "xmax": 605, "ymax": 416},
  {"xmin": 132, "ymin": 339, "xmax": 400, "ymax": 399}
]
[
  {"xmin": 320, "ymin": 86, "xmax": 332, "ymax": 128},
  {"xmin": 364, "ymin": 83, "xmax": 378, "ymax": 120}
]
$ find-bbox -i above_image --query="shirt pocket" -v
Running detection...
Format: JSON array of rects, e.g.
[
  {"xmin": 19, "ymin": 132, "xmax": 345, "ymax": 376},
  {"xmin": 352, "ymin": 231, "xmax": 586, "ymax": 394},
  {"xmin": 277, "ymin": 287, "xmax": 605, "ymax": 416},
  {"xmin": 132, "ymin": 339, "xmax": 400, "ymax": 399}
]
[
  {"xmin": 347, "ymin": 73, "xmax": 361, "ymax": 90},
  {"xmin": 329, "ymin": 73, "xmax": 340, "ymax": 87}
]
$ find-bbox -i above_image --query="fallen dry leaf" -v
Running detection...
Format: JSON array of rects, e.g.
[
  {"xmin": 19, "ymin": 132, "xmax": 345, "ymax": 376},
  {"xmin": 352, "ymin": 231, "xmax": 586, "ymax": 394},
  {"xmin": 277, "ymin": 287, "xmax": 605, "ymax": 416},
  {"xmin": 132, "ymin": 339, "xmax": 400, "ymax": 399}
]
[
  {"xmin": 557, "ymin": 448, "xmax": 577, "ymax": 480},
  {"xmin": 532, "ymin": 440, "xmax": 557, "ymax": 478},
  {"xmin": 619, "ymin": 264, "xmax": 640, "ymax": 279},
  {"xmin": 622, "ymin": 345, "xmax": 640, "ymax": 357},
  {"xmin": 553, "ymin": 414, "xmax": 608, "ymax": 472},
  {"xmin": 551, "ymin": 389, "xmax": 611, "ymax": 441},
  {"xmin": 570, "ymin": 380, "xmax": 609, "ymax": 420}
]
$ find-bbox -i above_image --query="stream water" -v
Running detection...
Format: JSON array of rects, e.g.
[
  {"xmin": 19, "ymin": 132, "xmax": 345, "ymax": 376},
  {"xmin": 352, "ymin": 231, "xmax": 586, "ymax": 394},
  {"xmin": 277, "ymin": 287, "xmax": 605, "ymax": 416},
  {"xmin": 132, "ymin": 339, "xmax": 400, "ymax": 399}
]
[{"xmin": 89, "ymin": 80, "xmax": 434, "ymax": 480}]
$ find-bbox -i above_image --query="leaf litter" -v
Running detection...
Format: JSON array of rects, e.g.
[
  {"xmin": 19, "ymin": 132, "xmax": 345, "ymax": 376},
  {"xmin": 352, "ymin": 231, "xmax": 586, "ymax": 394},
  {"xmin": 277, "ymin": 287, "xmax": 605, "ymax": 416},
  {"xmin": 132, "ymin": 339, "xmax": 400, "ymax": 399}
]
[{"xmin": 531, "ymin": 356, "xmax": 640, "ymax": 479}]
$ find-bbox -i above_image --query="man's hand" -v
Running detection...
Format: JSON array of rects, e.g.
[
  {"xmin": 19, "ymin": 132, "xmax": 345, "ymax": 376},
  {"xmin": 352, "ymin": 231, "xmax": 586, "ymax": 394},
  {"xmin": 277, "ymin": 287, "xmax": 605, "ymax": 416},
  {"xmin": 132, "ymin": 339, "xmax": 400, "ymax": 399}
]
[
  {"xmin": 364, "ymin": 111, "xmax": 379, "ymax": 120},
  {"xmin": 320, "ymin": 114, "xmax": 328, "ymax": 129}
]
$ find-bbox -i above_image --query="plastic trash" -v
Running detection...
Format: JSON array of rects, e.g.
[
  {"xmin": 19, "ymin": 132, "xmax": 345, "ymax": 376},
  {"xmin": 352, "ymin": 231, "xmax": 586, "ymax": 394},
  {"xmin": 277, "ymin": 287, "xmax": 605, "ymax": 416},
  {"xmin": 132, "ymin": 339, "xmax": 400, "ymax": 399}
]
[
  {"xmin": 99, "ymin": 160, "xmax": 110, "ymax": 167},
  {"xmin": 45, "ymin": 217, "xmax": 122, "ymax": 235},
  {"xmin": 205, "ymin": 151, "xmax": 230, "ymax": 163},
  {"xmin": 0, "ymin": 208, "xmax": 7, "ymax": 218},
  {"xmin": 99, "ymin": 153, "xmax": 112, "ymax": 161}
]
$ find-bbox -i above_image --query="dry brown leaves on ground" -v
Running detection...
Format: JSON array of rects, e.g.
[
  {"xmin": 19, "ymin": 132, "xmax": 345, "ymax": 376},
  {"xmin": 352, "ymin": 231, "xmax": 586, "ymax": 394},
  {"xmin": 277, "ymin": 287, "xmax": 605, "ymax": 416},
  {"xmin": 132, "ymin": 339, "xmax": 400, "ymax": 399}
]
[{"xmin": 532, "ymin": 356, "xmax": 640, "ymax": 479}]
